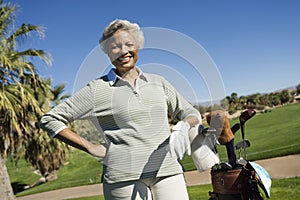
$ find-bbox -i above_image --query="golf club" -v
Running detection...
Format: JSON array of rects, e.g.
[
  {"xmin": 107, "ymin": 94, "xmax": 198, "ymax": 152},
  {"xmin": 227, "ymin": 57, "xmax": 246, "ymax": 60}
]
[
  {"xmin": 239, "ymin": 109, "xmax": 256, "ymax": 160},
  {"xmin": 235, "ymin": 139, "xmax": 251, "ymax": 164},
  {"xmin": 225, "ymin": 123, "xmax": 241, "ymax": 168},
  {"xmin": 199, "ymin": 126, "xmax": 219, "ymax": 154},
  {"xmin": 231, "ymin": 123, "xmax": 240, "ymax": 135},
  {"xmin": 235, "ymin": 139, "xmax": 251, "ymax": 151},
  {"xmin": 239, "ymin": 109, "xmax": 256, "ymax": 126}
]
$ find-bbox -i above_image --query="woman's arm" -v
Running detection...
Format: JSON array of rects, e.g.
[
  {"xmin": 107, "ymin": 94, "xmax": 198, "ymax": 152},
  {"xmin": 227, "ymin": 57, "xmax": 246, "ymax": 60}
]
[
  {"xmin": 182, "ymin": 115, "xmax": 200, "ymax": 128},
  {"xmin": 160, "ymin": 75, "xmax": 202, "ymax": 125},
  {"xmin": 40, "ymin": 82, "xmax": 107, "ymax": 158},
  {"xmin": 55, "ymin": 128, "xmax": 106, "ymax": 158}
]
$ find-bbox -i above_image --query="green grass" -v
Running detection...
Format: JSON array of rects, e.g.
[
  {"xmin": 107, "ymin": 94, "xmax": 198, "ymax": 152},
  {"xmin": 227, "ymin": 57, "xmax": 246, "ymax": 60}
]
[
  {"xmin": 189, "ymin": 178, "xmax": 300, "ymax": 200},
  {"xmin": 181, "ymin": 102, "xmax": 300, "ymax": 170},
  {"xmin": 8, "ymin": 158, "xmax": 42, "ymax": 193},
  {"xmin": 7, "ymin": 102, "xmax": 300, "ymax": 197},
  {"xmin": 66, "ymin": 177, "xmax": 300, "ymax": 200},
  {"xmin": 67, "ymin": 196, "xmax": 105, "ymax": 200},
  {"xmin": 9, "ymin": 150, "xmax": 103, "ymax": 196}
]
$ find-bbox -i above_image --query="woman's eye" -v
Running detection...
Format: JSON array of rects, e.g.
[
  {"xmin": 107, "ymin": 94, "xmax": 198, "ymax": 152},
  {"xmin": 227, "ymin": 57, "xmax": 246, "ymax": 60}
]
[{"xmin": 126, "ymin": 43, "xmax": 134, "ymax": 47}]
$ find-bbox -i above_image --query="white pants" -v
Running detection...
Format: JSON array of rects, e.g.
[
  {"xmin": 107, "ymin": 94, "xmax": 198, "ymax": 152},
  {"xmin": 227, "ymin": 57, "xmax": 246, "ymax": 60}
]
[{"xmin": 103, "ymin": 174, "xmax": 189, "ymax": 200}]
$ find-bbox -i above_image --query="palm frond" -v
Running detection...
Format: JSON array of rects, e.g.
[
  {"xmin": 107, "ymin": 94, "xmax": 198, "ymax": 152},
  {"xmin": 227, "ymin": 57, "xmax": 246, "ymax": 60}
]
[
  {"xmin": 12, "ymin": 49, "xmax": 52, "ymax": 66},
  {"xmin": 0, "ymin": 1, "xmax": 17, "ymax": 39},
  {"xmin": 6, "ymin": 23, "xmax": 45, "ymax": 47},
  {"xmin": 0, "ymin": 0, "xmax": 69, "ymax": 179}
]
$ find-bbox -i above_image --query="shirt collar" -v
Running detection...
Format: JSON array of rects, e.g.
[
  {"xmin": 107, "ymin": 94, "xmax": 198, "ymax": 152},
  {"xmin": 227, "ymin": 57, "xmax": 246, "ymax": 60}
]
[
  {"xmin": 106, "ymin": 68, "xmax": 118, "ymax": 86},
  {"xmin": 106, "ymin": 67, "xmax": 147, "ymax": 86}
]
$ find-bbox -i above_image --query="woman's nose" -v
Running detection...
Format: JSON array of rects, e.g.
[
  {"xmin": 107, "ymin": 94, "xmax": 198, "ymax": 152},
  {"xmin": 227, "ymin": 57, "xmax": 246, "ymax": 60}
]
[{"xmin": 120, "ymin": 45, "xmax": 129, "ymax": 54}]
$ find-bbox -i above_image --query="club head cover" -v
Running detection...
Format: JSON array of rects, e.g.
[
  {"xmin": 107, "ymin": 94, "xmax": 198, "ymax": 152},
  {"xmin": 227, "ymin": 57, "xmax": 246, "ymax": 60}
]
[
  {"xmin": 239, "ymin": 109, "xmax": 256, "ymax": 126},
  {"xmin": 206, "ymin": 110, "xmax": 234, "ymax": 145}
]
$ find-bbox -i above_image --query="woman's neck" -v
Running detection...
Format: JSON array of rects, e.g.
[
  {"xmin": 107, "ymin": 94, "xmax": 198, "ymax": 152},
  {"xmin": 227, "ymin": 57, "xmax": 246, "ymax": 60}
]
[{"xmin": 117, "ymin": 67, "xmax": 139, "ymax": 87}]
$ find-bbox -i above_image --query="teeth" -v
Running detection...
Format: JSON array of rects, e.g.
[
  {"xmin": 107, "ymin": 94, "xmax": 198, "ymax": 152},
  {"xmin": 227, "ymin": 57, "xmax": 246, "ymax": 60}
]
[{"xmin": 119, "ymin": 57, "xmax": 130, "ymax": 62}]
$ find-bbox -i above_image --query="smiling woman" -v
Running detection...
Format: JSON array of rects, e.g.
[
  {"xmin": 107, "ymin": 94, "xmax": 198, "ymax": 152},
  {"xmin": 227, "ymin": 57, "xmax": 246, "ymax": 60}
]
[
  {"xmin": 100, "ymin": 19, "xmax": 144, "ymax": 54},
  {"xmin": 40, "ymin": 19, "xmax": 202, "ymax": 200},
  {"xmin": 106, "ymin": 30, "xmax": 139, "ymax": 80},
  {"xmin": 99, "ymin": 20, "xmax": 143, "ymax": 84}
]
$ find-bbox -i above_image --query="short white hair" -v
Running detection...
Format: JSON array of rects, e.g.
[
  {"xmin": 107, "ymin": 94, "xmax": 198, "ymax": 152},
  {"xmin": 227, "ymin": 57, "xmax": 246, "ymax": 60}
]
[{"xmin": 99, "ymin": 19, "xmax": 144, "ymax": 54}]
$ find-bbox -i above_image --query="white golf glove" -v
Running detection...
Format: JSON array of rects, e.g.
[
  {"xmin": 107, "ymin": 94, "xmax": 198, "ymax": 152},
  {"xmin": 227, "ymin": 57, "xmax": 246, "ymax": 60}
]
[{"xmin": 168, "ymin": 121, "xmax": 191, "ymax": 160}]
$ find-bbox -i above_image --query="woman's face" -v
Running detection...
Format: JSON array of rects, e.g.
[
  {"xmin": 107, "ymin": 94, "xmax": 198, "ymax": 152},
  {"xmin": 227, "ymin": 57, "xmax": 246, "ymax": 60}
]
[{"xmin": 107, "ymin": 30, "xmax": 139, "ymax": 70}]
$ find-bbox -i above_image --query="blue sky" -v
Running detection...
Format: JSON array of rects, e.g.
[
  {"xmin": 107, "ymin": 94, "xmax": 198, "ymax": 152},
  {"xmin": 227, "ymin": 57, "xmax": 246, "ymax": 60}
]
[{"xmin": 8, "ymin": 0, "xmax": 300, "ymax": 103}]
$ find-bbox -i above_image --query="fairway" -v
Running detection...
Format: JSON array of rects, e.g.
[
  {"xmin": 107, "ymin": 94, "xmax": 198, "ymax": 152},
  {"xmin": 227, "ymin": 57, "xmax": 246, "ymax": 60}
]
[
  {"xmin": 181, "ymin": 102, "xmax": 300, "ymax": 170},
  {"xmin": 223, "ymin": 102, "xmax": 300, "ymax": 161}
]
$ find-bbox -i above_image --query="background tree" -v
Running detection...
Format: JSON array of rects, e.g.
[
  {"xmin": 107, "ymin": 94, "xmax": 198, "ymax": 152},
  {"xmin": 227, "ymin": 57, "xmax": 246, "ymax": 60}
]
[
  {"xmin": 278, "ymin": 89, "xmax": 292, "ymax": 104},
  {"xmin": 246, "ymin": 93, "xmax": 260, "ymax": 108},
  {"xmin": 229, "ymin": 92, "xmax": 238, "ymax": 113},
  {"xmin": 0, "ymin": 1, "xmax": 68, "ymax": 199},
  {"xmin": 230, "ymin": 92, "xmax": 238, "ymax": 105},
  {"xmin": 269, "ymin": 92, "xmax": 281, "ymax": 106},
  {"xmin": 220, "ymin": 97, "xmax": 228, "ymax": 111},
  {"xmin": 258, "ymin": 94, "xmax": 270, "ymax": 107},
  {"xmin": 296, "ymin": 84, "xmax": 300, "ymax": 95},
  {"xmin": 22, "ymin": 79, "xmax": 69, "ymax": 181},
  {"xmin": 238, "ymin": 95, "xmax": 247, "ymax": 109}
]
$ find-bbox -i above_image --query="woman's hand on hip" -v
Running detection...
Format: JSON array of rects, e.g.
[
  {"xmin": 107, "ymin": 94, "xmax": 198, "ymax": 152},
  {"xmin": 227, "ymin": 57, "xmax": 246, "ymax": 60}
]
[{"xmin": 87, "ymin": 143, "xmax": 107, "ymax": 158}]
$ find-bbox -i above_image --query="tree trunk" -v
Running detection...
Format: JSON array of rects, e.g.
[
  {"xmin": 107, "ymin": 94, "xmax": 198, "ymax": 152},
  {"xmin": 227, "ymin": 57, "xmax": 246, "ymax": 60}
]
[{"xmin": 0, "ymin": 154, "xmax": 15, "ymax": 200}]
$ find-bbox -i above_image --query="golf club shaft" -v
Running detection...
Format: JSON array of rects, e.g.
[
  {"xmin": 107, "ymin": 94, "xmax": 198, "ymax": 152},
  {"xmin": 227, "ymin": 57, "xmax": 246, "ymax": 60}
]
[
  {"xmin": 224, "ymin": 124, "xmax": 241, "ymax": 167},
  {"xmin": 240, "ymin": 125, "xmax": 247, "ymax": 159},
  {"xmin": 225, "ymin": 139, "xmax": 236, "ymax": 167}
]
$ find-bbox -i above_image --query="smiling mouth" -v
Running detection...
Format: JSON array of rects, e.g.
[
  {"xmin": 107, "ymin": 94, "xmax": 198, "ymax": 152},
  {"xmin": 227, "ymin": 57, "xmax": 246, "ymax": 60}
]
[
  {"xmin": 118, "ymin": 56, "xmax": 131, "ymax": 62},
  {"xmin": 117, "ymin": 54, "xmax": 133, "ymax": 63}
]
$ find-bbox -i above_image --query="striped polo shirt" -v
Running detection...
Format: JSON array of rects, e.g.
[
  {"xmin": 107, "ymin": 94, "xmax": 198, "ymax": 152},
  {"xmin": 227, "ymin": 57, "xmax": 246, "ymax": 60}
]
[{"xmin": 40, "ymin": 68, "xmax": 201, "ymax": 184}]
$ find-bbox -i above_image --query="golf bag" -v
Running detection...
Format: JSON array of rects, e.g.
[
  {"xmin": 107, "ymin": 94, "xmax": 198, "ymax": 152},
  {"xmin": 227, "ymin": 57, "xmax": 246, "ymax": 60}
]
[
  {"xmin": 209, "ymin": 162, "xmax": 263, "ymax": 200},
  {"xmin": 201, "ymin": 109, "xmax": 271, "ymax": 200}
]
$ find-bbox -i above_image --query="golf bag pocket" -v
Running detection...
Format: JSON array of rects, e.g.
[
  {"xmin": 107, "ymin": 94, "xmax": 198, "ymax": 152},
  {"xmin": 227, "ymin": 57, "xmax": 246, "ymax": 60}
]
[{"xmin": 210, "ymin": 163, "xmax": 263, "ymax": 200}]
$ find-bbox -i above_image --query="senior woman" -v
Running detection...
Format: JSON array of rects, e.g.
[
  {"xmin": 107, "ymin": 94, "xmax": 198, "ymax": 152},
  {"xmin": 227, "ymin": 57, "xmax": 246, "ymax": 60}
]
[{"xmin": 40, "ymin": 19, "xmax": 201, "ymax": 200}]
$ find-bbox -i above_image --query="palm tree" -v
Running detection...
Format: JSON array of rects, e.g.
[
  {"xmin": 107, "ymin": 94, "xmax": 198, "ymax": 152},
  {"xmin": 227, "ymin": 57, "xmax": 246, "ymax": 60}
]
[
  {"xmin": 22, "ymin": 79, "xmax": 69, "ymax": 180},
  {"xmin": 0, "ymin": 1, "xmax": 67, "ymax": 199}
]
